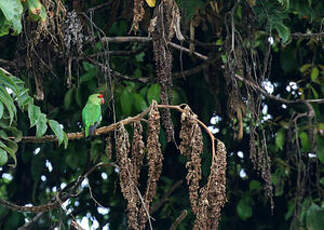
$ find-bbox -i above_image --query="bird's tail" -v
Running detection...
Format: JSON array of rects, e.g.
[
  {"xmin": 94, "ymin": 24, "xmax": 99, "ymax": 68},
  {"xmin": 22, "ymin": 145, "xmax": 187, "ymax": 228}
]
[{"xmin": 88, "ymin": 122, "xmax": 98, "ymax": 137}]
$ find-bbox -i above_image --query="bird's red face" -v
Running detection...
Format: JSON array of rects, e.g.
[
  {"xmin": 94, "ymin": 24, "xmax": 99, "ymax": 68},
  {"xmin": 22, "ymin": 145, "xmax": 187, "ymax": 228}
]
[{"xmin": 98, "ymin": 94, "xmax": 105, "ymax": 104}]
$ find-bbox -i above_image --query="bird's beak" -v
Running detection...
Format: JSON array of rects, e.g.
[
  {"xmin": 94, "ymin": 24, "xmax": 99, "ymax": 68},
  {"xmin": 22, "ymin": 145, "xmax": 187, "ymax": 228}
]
[{"xmin": 101, "ymin": 98, "xmax": 105, "ymax": 104}]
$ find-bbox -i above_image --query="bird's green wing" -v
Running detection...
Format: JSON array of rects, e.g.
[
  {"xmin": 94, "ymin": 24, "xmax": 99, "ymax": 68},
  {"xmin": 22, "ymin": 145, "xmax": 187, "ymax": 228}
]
[{"xmin": 82, "ymin": 103, "xmax": 102, "ymax": 137}]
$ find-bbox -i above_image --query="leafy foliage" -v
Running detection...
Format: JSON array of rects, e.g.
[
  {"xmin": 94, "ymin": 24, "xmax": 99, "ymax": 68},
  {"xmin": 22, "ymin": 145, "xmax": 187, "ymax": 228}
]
[{"xmin": 0, "ymin": 70, "xmax": 67, "ymax": 166}]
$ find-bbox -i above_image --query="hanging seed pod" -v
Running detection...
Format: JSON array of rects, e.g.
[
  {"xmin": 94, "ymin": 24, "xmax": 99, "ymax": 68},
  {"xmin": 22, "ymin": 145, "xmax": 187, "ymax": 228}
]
[
  {"xmin": 131, "ymin": 121, "xmax": 145, "ymax": 184},
  {"xmin": 131, "ymin": 0, "xmax": 145, "ymax": 34},
  {"xmin": 105, "ymin": 135, "xmax": 112, "ymax": 161},
  {"xmin": 193, "ymin": 140, "xmax": 227, "ymax": 230},
  {"xmin": 115, "ymin": 124, "xmax": 139, "ymax": 230},
  {"xmin": 139, "ymin": 102, "xmax": 163, "ymax": 229},
  {"xmin": 179, "ymin": 106, "xmax": 202, "ymax": 214}
]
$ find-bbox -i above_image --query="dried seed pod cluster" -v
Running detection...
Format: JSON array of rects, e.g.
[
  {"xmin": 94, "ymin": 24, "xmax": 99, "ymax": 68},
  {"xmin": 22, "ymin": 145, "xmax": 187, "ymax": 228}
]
[
  {"xmin": 113, "ymin": 102, "xmax": 226, "ymax": 230},
  {"xmin": 105, "ymin": 135, "xmax": 112, "ymax": 161},
  {"xmin": 131, "ymin": 0, "xmax": 145, "ymax": 34},
  {"xmin": 250, "ymin": 121, "xmax": 274, "ymax": 211},
  {"xmin": 179, "ymin": 106, "xmax": 202, "ymax": 214},
  {"xmin": 131, "ymin": 122, "xmax": 145, "ymax": 184},
  {"xmin": 193, "ymin": 140, "xmax": 227, "ymax": 230},
  {"xmin": 115, "ymin": 124, "xmax": 140, "ymax": 230},
  {"xmin": 139, "ymin": 103, "xmax": 163, "ymax": 229},
  {"xmin": 179, "ymin": 106, "xmax": 227, "ymax": 229},
  {"xmin": 151, "ymin": 0, "xmax": 182, "ymax": 142},
  {"xmin": 115, "ymin": 103, "xmax": 163, "ymax": 230}
]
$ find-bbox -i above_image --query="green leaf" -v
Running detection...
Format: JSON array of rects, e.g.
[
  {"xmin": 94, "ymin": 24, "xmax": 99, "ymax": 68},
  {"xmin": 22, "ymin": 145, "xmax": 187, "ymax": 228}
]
[
  {"xmin": 28, "ymin": 104, "xmax": 41, "ymax": 128},
  {"xmin": 221, "ymin": 54, "xmax": 227, "ymax": 63},
  {"xmin": 63, "ymin": 132, "xmax": 68, "ymax": 149},
  {"xmin": 82, "ymin": 61, "xmax": 95, "ymax": 72},
  {"xmin": 16, "ymin": 89, "xmax": 32, "ymax": 109},
  {"xmin": 64, "ymin": 88, "xmax": 74, "ymax": 110},
  {"xmin": 139, "ymin": 86, "xmax": 148, "ymax": 98},
  {"xmin": 0, "ymin": 71, "xmax": 18, "ymax": 93},
  {"xmin": 249, "ymin": 180, "xmax": 262, "ymax": 191},
  {"xmin": 80, "ymin": 71, "xmax": 97, "ymax": 83},
  {"xmin": 0, "ymin": 0, "xmax": 23, "ymax": 34},
  {"xmin": 120, "ymin": 89, "xmax": 132, "ymax": 116},
  {"xmin": 275, "ymin": 128, "xmax": 285, "ymax": 150},
  {"xmin": 135, "ymin": 52, "xmax": 145, "ymax": 62},
  {"xmin": 0, "ymin": 148, "xmax": 8, "ymax": 166},
  {"xmin": 75, "ymin": 87, "xmax": 82, "ymax": 107},
  {"xmin": 135, "ymin": 68, "xmax": 142, "ymax": 78},
  {"xmin": 306, "ymin": 203, "xmax": 324, "ymax": 230},
  {"xmin": 182, "ymin": 0, "xmax": 205, "ymax": 19},
  {"xmin": 299, "ymin": 132, "xmax": 311, "ymax": 152},
  {"xmin": 36, "ymin": 114, "xmax": 47, "ymax": 137},
  {"xmin": 80, "ymin": 62, "xmax": 97, "ymax": 83},
  {"xmin": 4, "ymin": 139, "xmax": 17, "ymax": 167},
  {"xmin": 275, "ymin": 23, "xmax": 291, "ymax": 43},
  {"xmin": 2, "ymin": 126, "xmax": 22, "ymax": 141},
  {"xmin": 0, "ymin": 138, "xmax": 18, "ymax": 167},
  {"xmin": 311, "ymin": 67, "xmax": 319, "ymax": 82},
  {"xmin": 48, "ymin": 119, "xmax": 64, "ymax": 146},
  {"xmin": 0, "ymin": 102, "xmax": 3, "ymax": 119},
  {"xmin": 317, "ymin": 136, "xmax": 324, "ymax": 164},
  {"xmin": 0, "ymin": 87, "xmax": 16, "ymax": 124},
  {"xmin": 311, "ymin": 86, "xmax": 319, "ymax": 99},
  {"xmin": 147, "ymin": 83, "xmax": 161, "ymax": 104},
  {"xmin": 133, "ymin": 93, "xmax": 147, "ymax": 112},
  {"xmin": 300, "ymin": 64, "xmax": 311, "ymax": 73},
  {"xmin": 0, "ymin": 12, "xmax": 11, "ymax": 36},
  {"xmin": 285, "ymin": 200, "xmax": 296, "ymax": 220},
  {"xmin": 237, "ymin": 197, "xmax": 253, "ymax": 220},
  {"xmin": 27, "ymin": 0, "xmax": 46, "ymax": 22},
  {"xmin": 320, "ymin": 177, "xmax": 324, "ymax": 186}
]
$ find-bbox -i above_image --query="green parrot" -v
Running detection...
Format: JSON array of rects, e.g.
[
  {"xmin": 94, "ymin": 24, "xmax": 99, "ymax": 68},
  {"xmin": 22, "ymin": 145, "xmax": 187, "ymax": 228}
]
[{"xmin": 82, "ymin": 93, "xmax": 105, "ymax": 138}]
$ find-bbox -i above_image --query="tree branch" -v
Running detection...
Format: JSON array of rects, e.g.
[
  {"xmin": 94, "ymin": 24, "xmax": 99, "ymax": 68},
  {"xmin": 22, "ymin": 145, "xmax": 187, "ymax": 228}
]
[
  {"xmin": 0, "ymin": 58, "xmax": 16, "ymax": 68},
  {"xmin": 100, "ymin": 36, "xmax": 209, "ymax": 60},
  {"xmin": 86, "ymin": 57, "xmax": 149, "ymax": 83},
  {"xmin": 0, "ymin": 162, "xmax": 116, "ymax": 213},
  {"xmin": 291, "ymin": 32, "xmax": 324, "ymax": 39},
  {"xmin": 218, "ymin": 65, "xmax": 324, "ymax": 106}
]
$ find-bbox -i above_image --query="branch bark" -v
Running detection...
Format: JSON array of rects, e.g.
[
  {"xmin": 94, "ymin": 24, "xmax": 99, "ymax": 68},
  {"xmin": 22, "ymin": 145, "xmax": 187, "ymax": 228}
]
[
  {"xmin": 291, "ymin": 32, "xmax": 324, "ymax": 39},
  {"xmin": 100, "ymin": 36, "xmax": 208, "ymax": 60}
]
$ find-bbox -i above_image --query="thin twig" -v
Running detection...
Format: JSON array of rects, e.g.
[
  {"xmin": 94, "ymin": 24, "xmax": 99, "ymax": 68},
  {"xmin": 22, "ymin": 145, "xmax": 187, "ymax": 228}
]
[
  {"xmin": 173, "ymin": 62, "xmax": 210, "ymax": 78},
  {"xmin": 170, "ymin": 210, "xmax": 188, "ymax": 230},
  {"xmin": 17, "ymin": 212, "xmax": 45, "ymax": 230},
  {"xmin": 88, "ymin": 179, "xmax": 108, "ymax": 208},
  {"xmin": 151, "ymin": 180, "xmax": 183, "ymax": 213},
  {"xmin": 71, "ymin": 220, "xmax": 85, "ymax": 230},
  {"xmin": 86, "ymin": 2, "xmax": 112, "ymax": 12},
  {"xmin": 101, "ymin": 36, "xmax": 152, "ymax": 43},
  {"xmin": 168, "ymin": 42, "xmax": 208, "ymax": 60}
]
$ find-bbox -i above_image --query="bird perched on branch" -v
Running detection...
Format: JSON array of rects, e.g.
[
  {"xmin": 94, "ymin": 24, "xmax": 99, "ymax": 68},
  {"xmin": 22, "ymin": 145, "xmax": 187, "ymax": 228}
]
[{"xmin": 82, "ymin": 93, "xmax": 105, "ymax": 138}]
